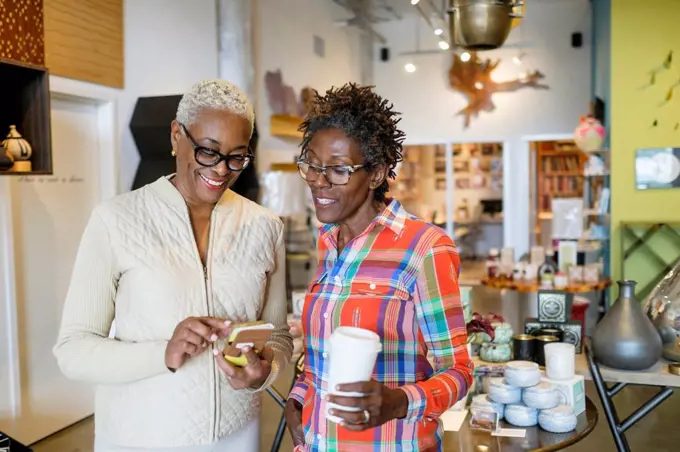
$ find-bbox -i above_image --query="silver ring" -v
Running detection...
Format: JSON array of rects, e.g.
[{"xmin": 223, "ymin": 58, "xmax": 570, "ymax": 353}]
[{"xmin": 362, "ymin": 409, "xmax": 370, "ymax": 424}]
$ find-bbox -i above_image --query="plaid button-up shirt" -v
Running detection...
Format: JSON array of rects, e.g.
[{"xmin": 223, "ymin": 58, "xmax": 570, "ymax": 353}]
[{"xmin": 289, "ymin": 199, "xmax": 473, "ymax": 452}]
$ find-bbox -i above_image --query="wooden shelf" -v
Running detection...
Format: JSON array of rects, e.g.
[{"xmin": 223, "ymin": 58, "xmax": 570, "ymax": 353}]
[
  {"xmin": 0, "ymin": 58, "xmax": 53, "ymax": 175},
  {"xmin": 270, "ymin": 114, "xmax": 303, "ymax": 139},
  {"xmin": 480, "ymin": 277, "xmax": 612, "ymax": 293}
]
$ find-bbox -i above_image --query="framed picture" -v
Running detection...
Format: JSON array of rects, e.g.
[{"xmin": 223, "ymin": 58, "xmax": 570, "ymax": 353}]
[
  {"xmin": 635, "ymin": 147, "xmax": 680, "ymax": 190},
  {"xmin": 537, "ymin": 290, "xmax": 573, "ymax": 323}
]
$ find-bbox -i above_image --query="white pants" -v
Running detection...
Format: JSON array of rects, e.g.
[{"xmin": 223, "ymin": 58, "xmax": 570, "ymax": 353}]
[{"xmin": 94, "ymin": 417, "xmax": 260, "ymax": 452}]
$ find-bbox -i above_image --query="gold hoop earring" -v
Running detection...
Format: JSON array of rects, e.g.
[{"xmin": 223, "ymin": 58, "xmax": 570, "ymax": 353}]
[{"xmin": 171, "ymin": 149, "xmax": 177, "ymax": 157}]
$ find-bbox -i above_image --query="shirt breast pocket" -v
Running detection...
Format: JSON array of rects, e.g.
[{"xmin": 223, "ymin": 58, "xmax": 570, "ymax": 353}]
[{"xmin": 344, "ymin": 280, "xmax": 413, "ymax": 342}]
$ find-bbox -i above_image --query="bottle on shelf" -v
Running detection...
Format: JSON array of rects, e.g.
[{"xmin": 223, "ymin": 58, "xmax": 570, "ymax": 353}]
[
  {"xmin": 486, "ymin": 248, "xmax": 500, "ymax": 280},
  {"xmin": 538, "ymin": 249, "xmax": 558, "ymax": 289}
]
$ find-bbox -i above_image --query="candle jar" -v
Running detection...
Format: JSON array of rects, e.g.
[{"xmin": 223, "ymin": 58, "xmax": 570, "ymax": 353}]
[
  {"xmin": 538, "ymin": 405, "xmax": 578, "ymax": 433},
  {"xmin": 505, "ymin": 403, "xmax": 539, "ymax": 427},
  {"xmin": 512, "ymin": 334, "xmax": 536, "ymax": 361},
  {"xmin": 504, "ymin": 360, "xmax": 541, "ymax": 387},
  {"xmin": 488, "ymin": 377, "xmax": 522, "ymax": 404},
  {"xmin": 522, "ymin": 382, "xmax": 561, "ymax": 410}
]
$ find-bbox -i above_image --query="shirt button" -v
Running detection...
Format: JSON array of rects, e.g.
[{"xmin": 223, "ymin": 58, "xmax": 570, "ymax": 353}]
[
  {"xmin": 334, "ymin": 275, "xmax": 341, "ymax": 283},
  {"xmin": 322, "ymin": 352, "xmax": 328, "ymax": 358},
  {"xmin": 317, "ymin": 433, "xmax": 323, "ymax": 440},
  {"xmin": 369, "ymin": 283, "xmax": 376, "ymax": 290},
  {"xmin": 323, "ymin": 312, "xmax": 329, "ymax": 319}
]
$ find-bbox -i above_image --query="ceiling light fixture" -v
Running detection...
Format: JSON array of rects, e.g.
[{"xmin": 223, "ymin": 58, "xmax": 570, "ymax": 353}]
[
  {"xmin": 461, "ymin": 52, "xmax": 471, "ymax": 62},
  {"xmin": 438, "ymin": 40, "xmax": 450, "ymax": 50},
  {"xmin": 434, "ymin": 28, "xmax": 443, "ymax": 36},
  {"xmin": 404, "ymin": 63, "xmax": 417, "ymax": 73},
  {"xmin": 411, "ymin": 0, "xmax": 420, "ymax": 5}
]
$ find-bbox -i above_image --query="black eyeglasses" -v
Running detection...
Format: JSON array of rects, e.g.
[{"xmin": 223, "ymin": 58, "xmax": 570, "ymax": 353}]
[
  {"xmin": 296, "ymin": 158, "xmax": 365, "ymax": 186},
  {"xmin": 180, "ymin": 123, "xmax": 254, "ymax": 171}
]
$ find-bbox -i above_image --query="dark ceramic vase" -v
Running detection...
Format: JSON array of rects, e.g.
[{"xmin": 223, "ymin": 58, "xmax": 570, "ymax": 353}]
[{"xmin": 592, "ymin": 280, "xmax": 662, "ymax": 370}]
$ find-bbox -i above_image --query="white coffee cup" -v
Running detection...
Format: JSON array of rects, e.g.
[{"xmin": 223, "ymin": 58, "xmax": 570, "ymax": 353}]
[
  {"xmin": 545, "ymin": 343, "xmax": 576, "ymax": 380},
  {"xmin": 325, "ymin": 326, "xmax": 382, "ymax": 423}
]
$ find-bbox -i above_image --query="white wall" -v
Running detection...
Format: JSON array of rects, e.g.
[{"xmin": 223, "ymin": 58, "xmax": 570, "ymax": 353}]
[
  {"xmin": 372, "ymin": 0, "xmax": 592, "ymax": 255},
  {"xmin": 118, "ymin": 0, "xmax": 219, "ymax": 191},
  {"xmin": 254, "ymin": 0, "xmax": 363, "ymax": 171}
]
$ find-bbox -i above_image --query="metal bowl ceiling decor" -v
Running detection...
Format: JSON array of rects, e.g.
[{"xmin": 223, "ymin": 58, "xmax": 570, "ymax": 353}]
[{"xmin": 448, "ymin": 0, "xmax": 524, "ymax": 51}]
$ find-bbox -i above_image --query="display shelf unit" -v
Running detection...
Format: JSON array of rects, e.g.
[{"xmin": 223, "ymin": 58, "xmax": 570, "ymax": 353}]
[
  {"xmin": 0, "ymin": 58, "xmax": 53, "ymax": 175},
  {"xmin": 532, "ymin": 140, "xmax": 588, "ymax": 243},
  {"xmin": 481, "ymin": 277, "xmax": 612, "ymax": 293},
  {"xmin": 270, "ymin": 114, "xmax": 303, "ymax": 139}
]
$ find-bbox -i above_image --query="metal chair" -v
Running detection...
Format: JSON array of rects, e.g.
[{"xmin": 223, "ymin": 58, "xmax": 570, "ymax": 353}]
[{"xmin": 266, "ymin": 353, "xmax": 306, "ymax": 452}]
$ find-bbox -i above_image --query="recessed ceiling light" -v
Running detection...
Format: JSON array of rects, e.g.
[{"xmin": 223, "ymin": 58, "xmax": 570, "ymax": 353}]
[
  {"xmin": 405, "ymin": 63, "xmax": 416, "ymax": 73},
  {"xmin": 411, "ymin": 0, "xmax": 420, "ymax": 5},
  {"xmin": 434, "ymin": 28, "xmax": 443, "ymax": 36},
  {"xmin": 461, "ymin": 52, "xmax": 471, "ymax": 62},
  {"xmin": 438, "ymin": 41, "xmax": 450, "ymax": 50}
]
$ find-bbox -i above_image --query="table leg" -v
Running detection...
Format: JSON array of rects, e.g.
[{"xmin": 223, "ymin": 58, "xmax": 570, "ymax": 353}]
[{"xmin": 585, "ymin": 340, "xmax": 674, "ymax": 452}]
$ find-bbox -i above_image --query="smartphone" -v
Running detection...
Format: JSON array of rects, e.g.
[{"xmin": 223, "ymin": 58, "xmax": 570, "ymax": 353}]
[{"xmin": 222, "ymin": 321, "xmax": 275, "ymax": 367}]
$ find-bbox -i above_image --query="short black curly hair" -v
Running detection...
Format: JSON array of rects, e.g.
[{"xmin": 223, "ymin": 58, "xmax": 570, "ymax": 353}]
[{"xmin": 298, "ymin": 83, "xmax": 405, "ymax": 203}]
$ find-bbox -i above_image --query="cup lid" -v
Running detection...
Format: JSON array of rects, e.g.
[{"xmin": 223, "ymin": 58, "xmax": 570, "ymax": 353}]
[
  {"xmin": 506, "ymin": 403, "xmax": 537, "ymax": 414},
  {"xmin": 506, "ymin": 360, "xmax": 539, "ymax": 371},
  {"xmin": 541, "ymin": 405, "xmax": 575, "ymax": 418},
  {"xmin": 524, "ymin": 382, "xmax": 556, "ymax": 394},
  {"xmin": 489, "ymin": 377, "xmax": 517, "ymax": 390}
]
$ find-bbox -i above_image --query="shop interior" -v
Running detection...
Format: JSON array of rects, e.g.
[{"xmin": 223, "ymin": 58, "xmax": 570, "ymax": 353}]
[{"xmin": 2, "ymin": 0, "xmax": 680, "ymax": 451}]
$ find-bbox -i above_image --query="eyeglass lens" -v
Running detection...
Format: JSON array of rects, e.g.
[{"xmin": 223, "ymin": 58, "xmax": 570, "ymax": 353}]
[{"xmin": 298, "ymin": 161, "xmax": 352, "ymax": 185}]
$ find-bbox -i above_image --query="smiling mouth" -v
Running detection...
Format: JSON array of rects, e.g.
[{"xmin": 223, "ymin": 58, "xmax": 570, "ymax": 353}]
[
  {"xmin": 199, "ymin": 174, "xmax": 227, "ymax": 190},
  {"xmin": 315, "ymin": 197, "xmax": 337, "ymax": 207}
]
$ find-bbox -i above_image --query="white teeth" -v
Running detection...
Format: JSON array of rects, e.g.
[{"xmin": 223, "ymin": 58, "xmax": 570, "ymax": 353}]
[
  {"xmin": 200, "ymin": 175, "xmax": 225, "ymax": 187},
  {"xmin": 317, "ymin": 198, "xmax": 335, "ymax": 205}
]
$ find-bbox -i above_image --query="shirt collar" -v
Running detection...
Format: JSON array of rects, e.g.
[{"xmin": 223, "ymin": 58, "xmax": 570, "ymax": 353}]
[{"xmin": 318, "ymin": 198, "xmax": 407, "ymax": 246}]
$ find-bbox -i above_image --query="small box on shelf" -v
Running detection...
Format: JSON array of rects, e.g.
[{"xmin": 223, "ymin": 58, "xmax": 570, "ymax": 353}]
[{"xmin": 0, "ymin": 58, "xmax": 52, "ymax": 175}]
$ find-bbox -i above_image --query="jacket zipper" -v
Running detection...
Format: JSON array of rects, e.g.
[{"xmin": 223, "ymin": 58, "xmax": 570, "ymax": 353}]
[
  {"xmin": 183, "ymin": 206, "xmax": 219, "ymax": 442},
  {"xmin": 205, "ymin": 212, "xmax": 219, "ymax": 442}
]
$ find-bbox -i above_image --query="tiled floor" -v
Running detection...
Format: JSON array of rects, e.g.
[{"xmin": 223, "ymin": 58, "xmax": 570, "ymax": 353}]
[{"xmin": 29, "ymin": 364, "xmax": 680, "ymax": 452}]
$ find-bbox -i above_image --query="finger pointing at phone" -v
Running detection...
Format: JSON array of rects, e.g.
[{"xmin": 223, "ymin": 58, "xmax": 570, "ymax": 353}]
[{"xmin": 214, "ymin": 345, "xmax": 273, "ymax": 390}]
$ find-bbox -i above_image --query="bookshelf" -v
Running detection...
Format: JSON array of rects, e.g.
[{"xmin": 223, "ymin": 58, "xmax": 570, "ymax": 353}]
[{"xmin": 532, "ymin": 140, "xmax": 588, "ymax": 245}]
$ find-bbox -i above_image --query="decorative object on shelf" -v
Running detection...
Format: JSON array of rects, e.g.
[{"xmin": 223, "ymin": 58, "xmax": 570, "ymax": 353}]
[
  {"xmin": 573, "ymin": 115, "xmax": 605, "ymax": 153},
  {"xmin": 635, "ymin": 147, "xmax": 680, "ymax": 190},
  {"xmin": 448, "ymin": 52, "xmax": 549, "ymax": 128},
  {"xmin": 265, "ymin": 70, "xmax": 315, "ymax": 138},
  {"xmin": 538, "ymin": 290, "xmax": 573, "ymax": 323},
  {"xmin": 1, "ymin": 59, "xmax": 53, "ymax": 175},
  {"xmin": 2, "ymin": 125, "xmax": 32, "ymax": 172},
  {"xmin": 480, "ymin": 342, "xmax": 512, "ymax": 362},
  {"xmin": 446, "ymin": 0, "xmax": 525, "ymax": 51},
  {"xmin": 0, "ymin": 143, "xmax": 14, "ymax": 171},
  {"xmin": 592, "ymin": 280, "xmax": 662, "ymax": 370},
  {"xmin": 643, "ymin": 259, "xmax": 680, "ymax": 360},
  {"xmin": 535, "ymin": 335, "xmax": 560, "ymax": 367}
]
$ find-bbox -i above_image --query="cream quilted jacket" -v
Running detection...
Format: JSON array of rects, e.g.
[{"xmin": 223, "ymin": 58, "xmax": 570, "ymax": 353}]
[{"xmin": 53, "ymin": 176, "xmax": 293, "ymax": 449}]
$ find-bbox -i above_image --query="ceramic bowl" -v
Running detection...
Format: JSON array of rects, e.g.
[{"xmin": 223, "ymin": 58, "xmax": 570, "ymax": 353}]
[
  {"xmin": 491, "ymin": 322, "xmax": 514, "ymax": 344},
  {"xmin": 505, "ymin": 403, "xmax": 539, "ymax": 427},
  {"xmin": 488, "ymin": 377, "xmax": 522, "ymax": 404},
  {"xmin": 470, "ymin": 394, "xmax": 505, "ymax": 421},
  {"xmin": 480, "ymin": 342, "xmax": 512, "ymax": 363},
  {"xmin": 538, "ymin": 405, "xmax": 578, "ymax": 433},
  {"xmin": 523, "ymin": 382, "xmax": 561, "ymax": 410},
  {"xmin": 504, "ymin": 360, "xmax": 541, "ymax": 387}
]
